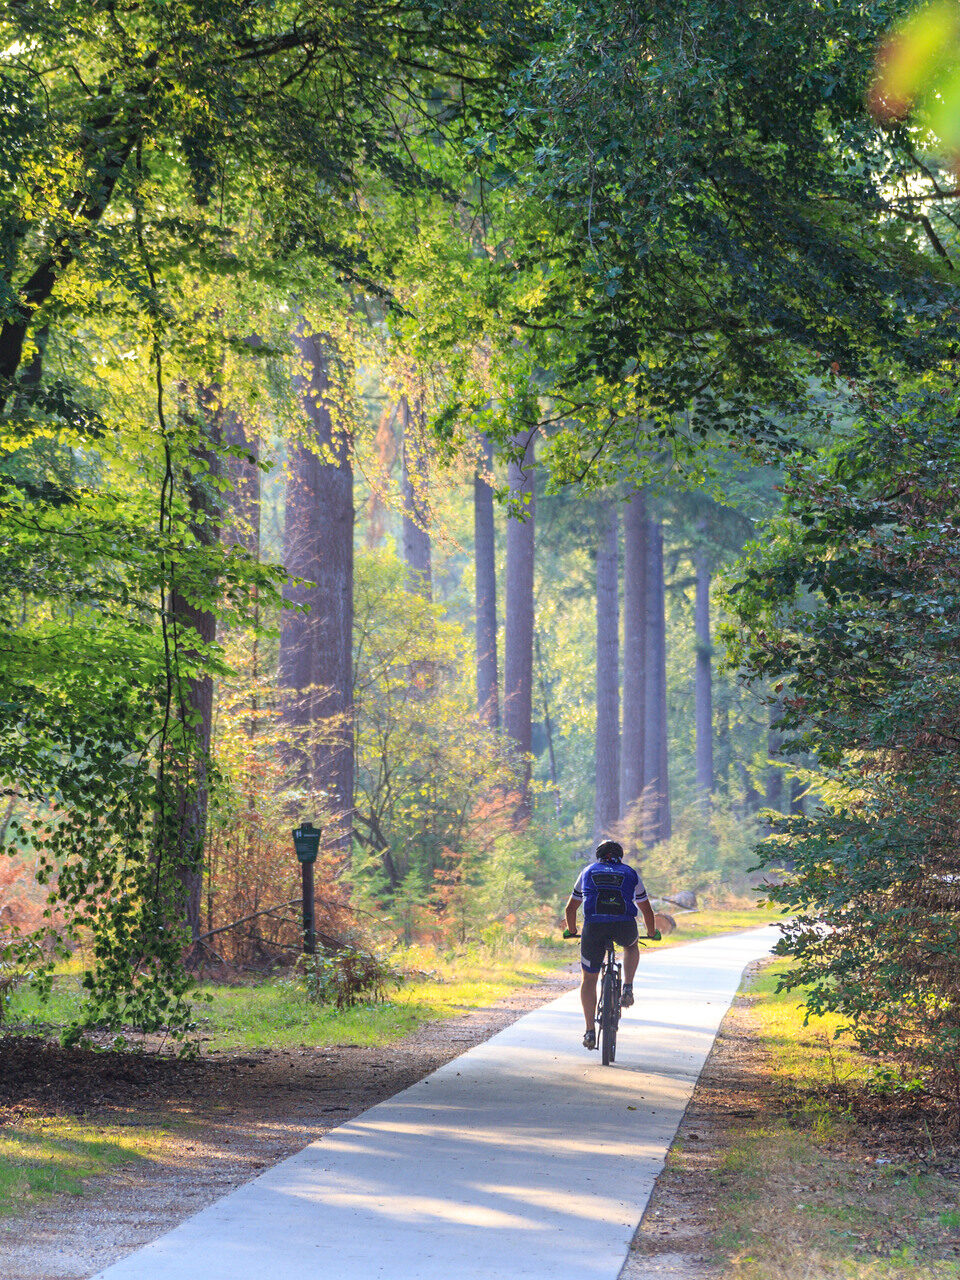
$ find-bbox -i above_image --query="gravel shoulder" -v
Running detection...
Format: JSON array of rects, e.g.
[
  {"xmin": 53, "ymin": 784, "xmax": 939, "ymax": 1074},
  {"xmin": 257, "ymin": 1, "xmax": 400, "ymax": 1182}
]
[{"xmin": 1, "ymin": 968, "xmax": 577, "ymax": 1280}]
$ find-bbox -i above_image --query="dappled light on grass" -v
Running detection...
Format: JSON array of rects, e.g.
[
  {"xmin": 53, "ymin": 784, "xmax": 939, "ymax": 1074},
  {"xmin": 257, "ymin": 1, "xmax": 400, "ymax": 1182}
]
[
  {"xmin": 0, "ymin": 1117, "xmax": 167, "ymax": 1214},
  {"xmin": 700, "ymin": 963, "xmax": 960, "ymax": 1279}
]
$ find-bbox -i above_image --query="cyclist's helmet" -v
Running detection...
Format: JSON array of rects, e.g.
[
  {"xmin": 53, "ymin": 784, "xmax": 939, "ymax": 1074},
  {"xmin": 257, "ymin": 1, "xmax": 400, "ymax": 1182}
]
[{"xmin": 595, "ymin": 839, "xmax": 624, "ymax": 863}]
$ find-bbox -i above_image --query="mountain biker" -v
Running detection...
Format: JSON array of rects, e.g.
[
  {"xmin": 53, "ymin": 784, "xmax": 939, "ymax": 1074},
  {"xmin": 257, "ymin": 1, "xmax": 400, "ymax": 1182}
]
[{"xmin": 563, "ymin": 839, "xmax": 657, "ymax": 1050}]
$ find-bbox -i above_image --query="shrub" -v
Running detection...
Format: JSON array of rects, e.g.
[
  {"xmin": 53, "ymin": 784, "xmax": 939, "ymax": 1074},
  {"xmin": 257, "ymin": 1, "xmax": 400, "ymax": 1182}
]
[{"xmin": 727, "ymin": 395, "xmax": 960, "ymax": 1112}]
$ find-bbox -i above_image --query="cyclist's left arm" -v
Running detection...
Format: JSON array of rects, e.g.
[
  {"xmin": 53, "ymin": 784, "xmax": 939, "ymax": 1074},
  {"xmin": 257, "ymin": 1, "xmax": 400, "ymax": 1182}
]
[
  {"xmin": 563, "ymin": 870, "xmax": 586, "ymax": 935},
  {"xmin": 563, "ymin": 894, "xmax": 580, "ymax": 935}
]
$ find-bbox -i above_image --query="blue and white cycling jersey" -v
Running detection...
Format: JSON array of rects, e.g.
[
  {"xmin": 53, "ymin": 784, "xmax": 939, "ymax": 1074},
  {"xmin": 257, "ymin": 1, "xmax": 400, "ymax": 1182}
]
[{"xmin": 571, "ymin": 860, "xmax": 648, "ymax": 923}]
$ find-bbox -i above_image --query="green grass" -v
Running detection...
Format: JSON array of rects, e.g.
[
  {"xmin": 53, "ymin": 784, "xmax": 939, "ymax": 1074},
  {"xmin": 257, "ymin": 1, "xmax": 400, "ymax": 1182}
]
[
  {"xmin": 5, "ymin": 907, "xmax": 780, "ymax": 1052},
  {"xmin": 693, "ymin": 960, "xmax": 960, "ymax": 1280},
  {"xmin": 0, "ymin": 1116, "xmax": 171, "ymax": 1215},
  {"xmin": 194, "ymin": 952, "xmax": 570, "ymax": 1051}
]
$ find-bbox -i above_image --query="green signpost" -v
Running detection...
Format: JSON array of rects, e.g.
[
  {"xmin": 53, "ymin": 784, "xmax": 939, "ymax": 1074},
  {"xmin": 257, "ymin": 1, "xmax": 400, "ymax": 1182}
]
[{"xmin": 292, "ymin": 823, "xmax": 321, "ymax": 954}]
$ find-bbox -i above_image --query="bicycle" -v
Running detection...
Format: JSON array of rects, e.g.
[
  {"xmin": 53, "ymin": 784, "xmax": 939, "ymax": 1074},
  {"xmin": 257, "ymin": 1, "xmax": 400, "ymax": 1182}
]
[{"xmin": 564, "ymin": 926, "xmax": 661, "ymax": 1065}]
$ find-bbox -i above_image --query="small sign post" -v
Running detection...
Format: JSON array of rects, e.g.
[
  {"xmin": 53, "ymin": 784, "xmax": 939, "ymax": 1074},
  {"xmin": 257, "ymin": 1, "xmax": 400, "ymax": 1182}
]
[{"xmin": 292, "ymin": 823, "xmax": 321, "ymax": 955}]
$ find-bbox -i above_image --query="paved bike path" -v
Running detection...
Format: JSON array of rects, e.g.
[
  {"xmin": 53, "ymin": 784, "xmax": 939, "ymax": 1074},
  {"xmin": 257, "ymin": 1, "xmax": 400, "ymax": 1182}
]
[{"xmin": 91, "ymin": 926, "xmax": 780, "ymax": 1280}]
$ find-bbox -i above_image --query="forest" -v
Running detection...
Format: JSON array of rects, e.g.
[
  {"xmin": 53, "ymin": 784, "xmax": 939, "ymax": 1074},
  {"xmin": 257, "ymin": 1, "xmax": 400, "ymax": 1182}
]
[{"xmin": 2, "ymin": 0, "xmax": 960, "ymax": 1108}]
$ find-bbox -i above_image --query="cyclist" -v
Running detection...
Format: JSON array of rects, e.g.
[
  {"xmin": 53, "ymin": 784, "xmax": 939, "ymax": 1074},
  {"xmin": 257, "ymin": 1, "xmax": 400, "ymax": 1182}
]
[{"xmin": 563, "ymin": 839, "xmax": 657, "ymax": 1049}]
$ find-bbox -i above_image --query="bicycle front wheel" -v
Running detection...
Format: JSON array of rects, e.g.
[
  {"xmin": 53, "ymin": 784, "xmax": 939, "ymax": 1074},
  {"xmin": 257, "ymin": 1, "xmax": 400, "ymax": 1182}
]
[{"xmin": 600, "ymin": 966, "xmax": 618, "ymax": 1065}]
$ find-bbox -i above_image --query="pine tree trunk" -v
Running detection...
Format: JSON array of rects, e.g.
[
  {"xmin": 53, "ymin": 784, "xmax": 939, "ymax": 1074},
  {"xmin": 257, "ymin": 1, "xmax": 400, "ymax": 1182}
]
[
  {"xmin": 594, "ymin": 498, "xmax": 620, "ymax": 841},
  {"xmin": 694, "ymin": 543, "xmax": 714, "ymax": 812},
  {"xmin": 716, "ymin": 694, "xmax": 731, "ymax": 795},
  {"xmin": 222, "ymin": 335, "xmax": 262, "ymax": 560},
  {"xmin": 401, "ymin": 396, "xmax": 432, "ymax": 599},
  {"xmin": 534, "ymin": 632, "xmax": 562, "ymax": 816},
  {"xmin": 789, "ymin": 776, "xmax": 805, "ymax": 816},
  {"xmin": 504, "ymin": 432, "xmax": 535, "ymax": 817},
  {"xmin": 643, "ymin": 519, "xmax": 670, "ymax": 844},
  {"xmin": 279, "ymin": 322, "xmax": 354, "ymax": 851},
  {"xmin": 220, "ymin": 337, "xmax": 263, "ymax": 758},
  {"xmin": 474, "ymin": 434, "xmax": 499, "ymax": 728},
  {"xmin": 766, "ymin": 699, "xmax": 784, "ymax": 815},
  {"xmin": 740, "ymin": 764, "xmax": 762, "ymax": 815},
  {"xmin": 654, "ymin": 522, "xmax": 671, "ymax": 842},
  {"xmin": 620, "ymin": 489, "xmax": 647, "ymax": 820},
  {"xmin": 170, "ymin": 383, "xmax": 221, "ymax": 943}
]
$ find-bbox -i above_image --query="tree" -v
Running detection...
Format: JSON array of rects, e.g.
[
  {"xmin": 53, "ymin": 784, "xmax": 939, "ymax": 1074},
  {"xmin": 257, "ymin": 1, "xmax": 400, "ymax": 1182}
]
[
  {"xmin": 221, "ymin": 336, "xmax": 264, "ymax": 561},
  {"xmin": 0, "ymin": 0, "xmax": 531, "ymax": 393},
  {"xmin": 693, "ymin": 532, "xmax": 714, "ymax": 813},
  {"xmin": 504, "ymin": 431, "xmax": 536, "ymax": 816},
  {"xmin": 169, "ymin": 382, "xmax": 222, "ymax": 944},
  {"xmin": 351, "ymin": 548, "xmax": 523, "ymax": 907},
  {"xmin": 279, "ymin": 322, "xmax": 354, "ymax": 848},
  {"xmin": 728, "ymin": 390, "xmax": 960, "ymax": 1106},
  {"xmin": 401, "ymin": 395, "xmax": 432, "ymax": 599},
  {"xmin": 594, "ymin": 497, "xmax": 620, "ymax": 840},
  {"xmin": 620, "ymin": 489, "xmax": 647, "ymax": 823},
  {"xmin": 643, "ymin": 518, "xmax": 670, "ymax": 844},
  {"xmin": 477, "ymin": 0, "xmax": 960, "ymax": 493},
  {"xmin": 474, "ymin": 434, "xmax": 500, "ymax": 728}
]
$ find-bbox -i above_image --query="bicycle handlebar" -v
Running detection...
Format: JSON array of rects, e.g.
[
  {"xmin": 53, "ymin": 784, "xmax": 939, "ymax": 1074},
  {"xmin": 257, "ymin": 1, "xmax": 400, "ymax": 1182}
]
[{"xmin": 562, "ymin": 927, "xmax": 662, "ymax": 941}]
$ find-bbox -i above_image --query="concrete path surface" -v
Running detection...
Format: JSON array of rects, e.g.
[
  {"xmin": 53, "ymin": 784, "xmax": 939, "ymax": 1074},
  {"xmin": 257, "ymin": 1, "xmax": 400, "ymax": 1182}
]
[{"xmin": 91, "ymin": 925, "xmax": 780, "ymax": 1280}]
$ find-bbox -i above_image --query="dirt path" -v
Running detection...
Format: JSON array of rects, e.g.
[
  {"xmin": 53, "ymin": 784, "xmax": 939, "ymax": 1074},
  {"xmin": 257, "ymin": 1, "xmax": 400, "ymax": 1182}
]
[{"xmin": 1, "ymin": 969, "xmax": 577, "ymax": 1280}]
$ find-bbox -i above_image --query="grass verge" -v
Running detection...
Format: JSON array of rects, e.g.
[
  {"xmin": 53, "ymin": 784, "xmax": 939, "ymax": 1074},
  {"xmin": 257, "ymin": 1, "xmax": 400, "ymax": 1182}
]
[
  {"xmin": 704, "ymin": 961, "xmax": 960, "ymax": 1278},
  {"xmin": 6, "ymin": 907, "xmax": 780, "ymax": 1052},
  {"xmin": 193, "ymin": 947, "xmax": 570, "ymax": 1051},
  {"xmin": 0, "ymin": 1115, "xmax": 173, "ymax": 1217}
]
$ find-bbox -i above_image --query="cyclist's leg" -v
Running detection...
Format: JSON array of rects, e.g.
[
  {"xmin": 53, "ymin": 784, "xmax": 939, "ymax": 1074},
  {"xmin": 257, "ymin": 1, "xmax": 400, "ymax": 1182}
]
[
  {"xmin": 617, "ymin": 919, "xmax": 641, "ymax": 1006},
  {"xmin": 579, "ymin": 921, "xmax": 605, "ymax": 1030},
  {"xmin": 580, "ymin": 969, "xmax": 599, "ymax": 1029}
]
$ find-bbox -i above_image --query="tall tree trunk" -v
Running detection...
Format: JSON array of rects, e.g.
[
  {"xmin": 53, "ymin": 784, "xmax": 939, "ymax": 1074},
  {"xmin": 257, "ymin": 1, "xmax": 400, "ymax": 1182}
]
[
  {"xmin": 474, "ymin": 434, "xmax": 499, "ymax": 728},
  {"xmin": 715, "ymin": 694, "xmax": 731, "ymax": 796},
  {"xmin": 170, "ymin": 382, "xmax": 221, "ymax": 943},
  {"xmin": 401, "ymin": 395, "xmax": 432, "ymax": 599},
  {"xmin": 278, "ymin": 322, "xmax": 354, "ymax": 851},
  {"xmin": 789, "ymin": 775, "xmax": 805, "ymax": 816},
  {"xmin": 221, "ymin": 335, "xmax": 262, "ymax": 560},
  {"xmin": 620, "ymin": 489, "xmax": 647, "ymax": 821},
  {"xmin": 766, "ymin": 699, "xmax": 784, "ymax": 817},
  {"xmin": 221, "ymin": 338, "xmax": 262, "ymax": 762},
  {"xmin": 654, "ymin": 521, "xmax": 671, "ymax": 842},
  {"xmin": 643, "ymin": 519, "xmax": 670, "ymax": 844},
  {"xmin": 740, "ymin": 763, "xmax": 762, "ymax": 816},
  {"xmin": 504, "ymin": 431, "xmax": 536, "ymax": 818},
  {"xmin": 694, "ymin": 540, "xmax": 714, "ymax": 812},
  {"xmin": 534, "ymin": 631, "xmax": 562, "ymax": 817},
  {"xmin": 594, "ymin": 498, "xmax": 620, "ymax": 841}
]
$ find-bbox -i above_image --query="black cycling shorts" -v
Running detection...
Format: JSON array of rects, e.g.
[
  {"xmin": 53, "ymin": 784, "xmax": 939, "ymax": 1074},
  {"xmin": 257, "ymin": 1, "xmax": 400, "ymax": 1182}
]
[{"xmin": 579, "ymin": 918, "xmax": 639, "ymax": 973}]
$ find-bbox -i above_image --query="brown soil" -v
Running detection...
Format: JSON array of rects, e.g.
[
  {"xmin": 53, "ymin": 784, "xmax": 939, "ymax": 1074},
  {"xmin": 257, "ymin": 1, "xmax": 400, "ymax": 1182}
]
[{"xmin": 0, "ymin": 969, "xmax": 576, "ymax": 1280}]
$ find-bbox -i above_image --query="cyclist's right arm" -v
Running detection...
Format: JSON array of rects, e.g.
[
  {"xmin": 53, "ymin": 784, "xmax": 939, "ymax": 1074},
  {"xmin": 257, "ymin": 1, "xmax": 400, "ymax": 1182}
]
[{"xmin": 639, "ymin": 896, "xmax": 657, "ymax": 938}]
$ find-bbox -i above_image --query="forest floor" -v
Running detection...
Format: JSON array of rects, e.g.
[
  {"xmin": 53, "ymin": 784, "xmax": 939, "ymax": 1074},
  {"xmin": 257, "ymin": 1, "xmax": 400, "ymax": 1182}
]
[
  {"xmin": 7, "ymin": 911, "xmax": 951, "ymax": 1280},
  {"xmin": 625, "ymin": 963, "xmax": 960, "ymax": 1280}
]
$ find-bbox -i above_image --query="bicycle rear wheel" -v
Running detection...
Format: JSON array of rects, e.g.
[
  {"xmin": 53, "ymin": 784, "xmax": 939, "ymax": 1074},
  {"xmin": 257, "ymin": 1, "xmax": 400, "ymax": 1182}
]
[{"xmin": 600, "ymin": 965, "xmax": 618, "ymax": 1065}]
